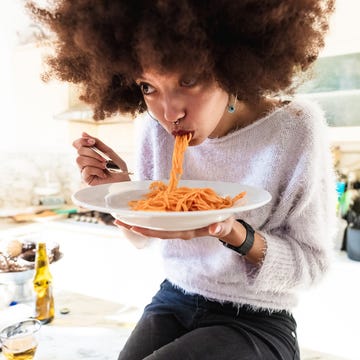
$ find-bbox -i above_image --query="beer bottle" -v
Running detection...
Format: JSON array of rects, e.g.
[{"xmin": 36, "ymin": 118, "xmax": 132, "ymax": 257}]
[{"xmin": 33, "ymin": 242, "xmax": 55, "ymax": 324}]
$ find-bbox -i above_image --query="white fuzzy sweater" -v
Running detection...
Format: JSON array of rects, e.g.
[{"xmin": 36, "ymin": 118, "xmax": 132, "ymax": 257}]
[{"xmin": 134, "ymin": 98, "xmax": 337, "ymax": 311}]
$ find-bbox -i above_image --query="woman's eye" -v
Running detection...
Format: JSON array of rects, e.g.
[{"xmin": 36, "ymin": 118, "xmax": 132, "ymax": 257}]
[
  {"xmin": 180, "ymin": 77, "xmax": 197, "ymax": 87},
  {"xmin": 139, "ymin": 83, "xmax": 155, "ymax": 95}
]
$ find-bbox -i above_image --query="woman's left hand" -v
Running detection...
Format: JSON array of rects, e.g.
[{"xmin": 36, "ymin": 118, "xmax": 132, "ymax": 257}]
[
  {"xmin": 115, "ymin": 217, "xmax": 265, "ymax": 265},
  {"xmin": 113, "ymin": 217, "xmax": 236, "ymax": 240}
]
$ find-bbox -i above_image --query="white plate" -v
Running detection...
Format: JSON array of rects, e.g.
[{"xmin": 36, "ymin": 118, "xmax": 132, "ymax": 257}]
[{"xmin": 72, "ymin": 180, "xmax": 271, "ymax": 231}]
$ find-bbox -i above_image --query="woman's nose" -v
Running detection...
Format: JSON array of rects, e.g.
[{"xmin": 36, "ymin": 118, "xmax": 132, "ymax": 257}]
[{"xmin": 162, "ymin": 96, "xmax": 186, "ymax": 123}]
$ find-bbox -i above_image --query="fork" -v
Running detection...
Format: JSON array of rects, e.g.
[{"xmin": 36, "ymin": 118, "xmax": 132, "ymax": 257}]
[{"xmin": 90, "ymin": 146, "xmax": 133, "ymax": 175}]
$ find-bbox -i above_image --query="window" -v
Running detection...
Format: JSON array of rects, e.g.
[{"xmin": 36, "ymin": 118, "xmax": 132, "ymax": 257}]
[{"xmin": 297, "ymin": 0, "xmax": 360, "ymax": 128}]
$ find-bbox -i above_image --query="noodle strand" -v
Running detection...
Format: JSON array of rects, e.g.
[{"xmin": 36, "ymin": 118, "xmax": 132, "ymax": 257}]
[{"xmin": 129, "ymin": 133, "xmax": 246, "ymax": 211}]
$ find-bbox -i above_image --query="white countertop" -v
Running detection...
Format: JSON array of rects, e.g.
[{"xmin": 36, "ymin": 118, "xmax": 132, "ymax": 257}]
[
  {"xmin": 0, "ymin": 219, "xmax": 162, "ymax": 359},
  {"xmin": 1, "ymin": 219, "xmax": 360, "ymax": 359},
  {"xmin": 0, "ymin": 291, "xmax": 138, "ymax": 360},
  {"xmin": 36, "ymin": 291, "xmax": 138, "ymax": 360}
]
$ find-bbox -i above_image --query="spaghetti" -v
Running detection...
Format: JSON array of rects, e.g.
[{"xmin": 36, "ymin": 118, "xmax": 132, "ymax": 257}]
[{"xmin": 129, "ymin": 133, "xmax": 246, "ymax": 212}]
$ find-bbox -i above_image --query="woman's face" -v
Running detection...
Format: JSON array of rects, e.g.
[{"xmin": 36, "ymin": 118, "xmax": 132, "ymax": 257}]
[{"xmin": 136, "ymin": 70, "xmax": 233, "ymax": 146}]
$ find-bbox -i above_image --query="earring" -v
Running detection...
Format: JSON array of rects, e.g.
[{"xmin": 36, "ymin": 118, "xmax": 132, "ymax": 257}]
[{"xmin": 227, "ymin": 95, "xmax": 237, "ymax": 113}]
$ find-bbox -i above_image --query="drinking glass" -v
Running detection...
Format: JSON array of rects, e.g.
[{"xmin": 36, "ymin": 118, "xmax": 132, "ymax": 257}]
[{"xmin": 0, "ymin": 319, "xmax": 41, "ymax": 360}]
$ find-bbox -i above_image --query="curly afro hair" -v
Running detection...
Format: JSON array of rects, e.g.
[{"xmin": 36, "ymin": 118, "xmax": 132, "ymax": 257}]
[{"xmin": 27, "ymin": 0, "xmax": 334, "ymax": 120}]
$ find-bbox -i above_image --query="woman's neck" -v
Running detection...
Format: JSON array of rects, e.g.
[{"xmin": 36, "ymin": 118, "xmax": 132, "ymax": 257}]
[{"xmin": 210, "ymin": 97, "xmax": 280, "ymax": 138}]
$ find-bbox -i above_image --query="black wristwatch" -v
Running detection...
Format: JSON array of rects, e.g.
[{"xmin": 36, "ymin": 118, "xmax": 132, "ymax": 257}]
[{"xmin": 219, "ymin": 219, "xmax": 255, "ymax": 256}]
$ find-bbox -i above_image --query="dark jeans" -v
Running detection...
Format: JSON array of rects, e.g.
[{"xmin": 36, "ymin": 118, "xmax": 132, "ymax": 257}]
[{"xmin": 118, "ymin": 280, "xmax": 300, "ymax": 360}]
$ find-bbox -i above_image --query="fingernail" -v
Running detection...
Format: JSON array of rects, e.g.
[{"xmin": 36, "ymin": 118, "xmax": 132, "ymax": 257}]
[
  {"xmin": 130, "ymin": 227, "xmax": 147, "ymax": 237},
  {"xmin": 87, "ymin": 138, "xmax": 95, "ymax": 145},
  {"xmin": 214, "ymin": 225, "xmax": 222, "ymax": 234}
]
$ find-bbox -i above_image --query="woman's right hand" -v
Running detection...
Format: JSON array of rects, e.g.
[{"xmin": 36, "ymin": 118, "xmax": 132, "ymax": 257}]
[{"xmin": 72, "ymin": 132, "xmax": 131, "ymax": 186}]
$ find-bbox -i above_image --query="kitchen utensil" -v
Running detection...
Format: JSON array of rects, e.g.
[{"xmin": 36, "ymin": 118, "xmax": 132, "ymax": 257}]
[{"xmin": 90, "ymin": 146, "xmax": 133, "ymax": 175}]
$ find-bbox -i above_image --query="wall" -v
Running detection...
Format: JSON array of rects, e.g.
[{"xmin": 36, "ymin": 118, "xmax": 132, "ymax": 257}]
[
  {"xmin": 1, "ymin": 0, "xmax": 360, "ymax": 209},
  {"xmin": 0, "ymin": 44, "xmax": 136, "ymax": 211},
  {"xmin": 0, "ymin": 151, "xmax": 79, "ymax": 210},
  {"xmin": 297, "ymin": 52, "xmax": 360, "ymax": 178},
  {"xmin": 0, "ymin": 44, "xmax": 79, "ymax": 211}
]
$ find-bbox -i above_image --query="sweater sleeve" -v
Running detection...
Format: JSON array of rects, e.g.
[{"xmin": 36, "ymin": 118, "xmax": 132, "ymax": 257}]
[
  {"xmin": 134, "ymin": 114, "xmax": 174, "ymax": 181},
  {"xmin": 134, "ymin": 114, "xmax": 155, "ymax": 181},
  {"xmin": 248, "ymin": 102, "xmax": 337, "ymax": 293}
]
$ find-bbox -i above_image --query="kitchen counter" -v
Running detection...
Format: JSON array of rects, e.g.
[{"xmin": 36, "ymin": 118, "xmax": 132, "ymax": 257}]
[
  {"xmin": 1, "ymin": 289, "xmax": 351, "ymax": 360},
  {"xmin": 1, "ymin": 219, "xmax": 359, "ymax": 359},
  {"xmin": 1, "ymin": 290, "xmax": 138, "ymax": 360},
  {"xmin": 36, "ymin": 291, "xmax": 138, "ymax": 360},
  {"xmin": 0, "ymin": 219, "xmax": 161, "ymax": 359},
  {"xmin": 1, "ymin": 287, "xmax": 353, "ymax": 360}
]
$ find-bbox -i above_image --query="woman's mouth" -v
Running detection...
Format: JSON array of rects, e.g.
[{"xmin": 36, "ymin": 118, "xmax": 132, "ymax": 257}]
[{"xmin": 171, "ymin": 130, "xmax": 195, "ymax": 138}]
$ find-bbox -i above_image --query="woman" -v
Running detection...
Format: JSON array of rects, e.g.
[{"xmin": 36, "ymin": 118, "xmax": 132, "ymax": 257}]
[{"xmin": 28, "ymin": 1, "xmax": 337, "ymax": 359}]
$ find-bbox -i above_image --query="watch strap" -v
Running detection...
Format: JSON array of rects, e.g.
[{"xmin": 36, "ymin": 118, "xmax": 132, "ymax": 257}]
[{"xmin": 220, "ymin": 219, "xmax": 255, "ymax": 256}]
